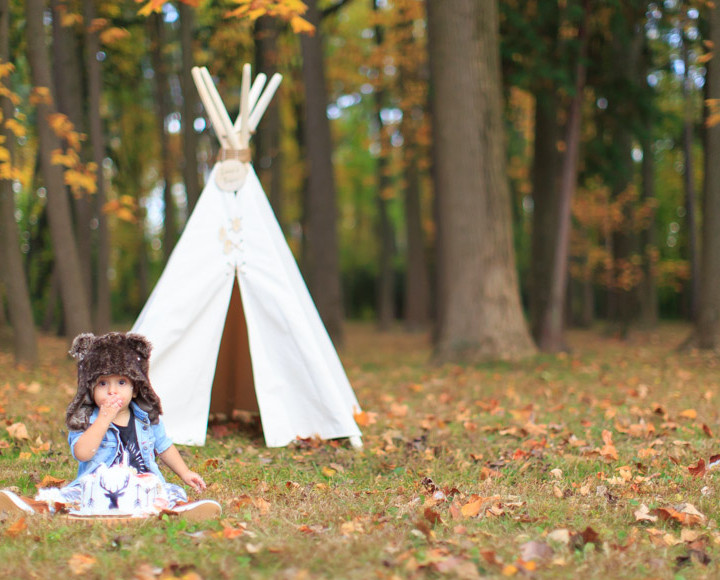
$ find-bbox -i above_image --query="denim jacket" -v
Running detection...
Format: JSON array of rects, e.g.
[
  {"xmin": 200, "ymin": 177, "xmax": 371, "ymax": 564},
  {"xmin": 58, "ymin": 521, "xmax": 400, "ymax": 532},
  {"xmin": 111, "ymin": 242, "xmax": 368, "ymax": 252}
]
[{"xmin": 68, "ymin": 401, "xmax": 174, "ymax": 485}]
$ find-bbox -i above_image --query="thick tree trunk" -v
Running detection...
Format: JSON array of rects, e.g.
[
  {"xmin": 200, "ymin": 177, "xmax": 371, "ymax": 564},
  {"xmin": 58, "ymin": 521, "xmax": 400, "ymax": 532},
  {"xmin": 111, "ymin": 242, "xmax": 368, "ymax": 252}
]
[
  {"xmin": 25, "ymin": 0, "xmax": 92, "ymax": 338},
  {"xmin": 529, "ymin": 89, "xmax": 561, "ymax": 341},
  {"xmin": 427, "ymin": 0, "xmax": 535, "ymax": 361},
  {"xmin": 0, "ymin": 0, "xmax": 38, "ymax": 366},
  {"xmin": 179, "ymin": 2, "xmax": 201, "ymax": 214},
  {"xmin": 149, "ymin": 13, "xmax": 177, "ymax": 262},
  {"xmin": 50, "ymin": 0, "xmax": 93, "ymax": 305},
  {"xmin": 84, "ymin": 0, "xmax": 110, "ymax": 333},
  {"xmin": 696, "ymin": 1, "xmax": 720, "ymax": 349},
  {"xmin": 254, "ymin": 16, "xmax": 284, "ymax": 226},
  {"xmin": 300, "ymin": 0, "xmax": 344, "ymax": 345}
]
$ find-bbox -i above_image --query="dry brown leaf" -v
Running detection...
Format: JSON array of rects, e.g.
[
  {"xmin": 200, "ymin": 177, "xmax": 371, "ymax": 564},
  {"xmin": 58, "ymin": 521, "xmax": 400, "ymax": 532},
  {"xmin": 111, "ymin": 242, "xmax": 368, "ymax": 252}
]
[
  {"xmin": 38, "ymin": 475, "xmax": 66, "ymax": 488},
  {"xmin": 688, "ymin": 459, "xmax": 706, "ymax": 478},
  {"xmin": 634, "ymin": 504, "xmax": 658, "ymax": 523},
  {"xmin": 6, "ymin": 423, "xmax": 29, "ymax": 440},
  {"xmin": 5, "ymin": 517, "xmax": 27, "ymax": 537},
  {"xmin": 68, "ymin": 553, "xmax": 96, "ymax": 575},
  {"xmin": 679, "ymin": 409, "xmax": 697, "ymax": 420}
]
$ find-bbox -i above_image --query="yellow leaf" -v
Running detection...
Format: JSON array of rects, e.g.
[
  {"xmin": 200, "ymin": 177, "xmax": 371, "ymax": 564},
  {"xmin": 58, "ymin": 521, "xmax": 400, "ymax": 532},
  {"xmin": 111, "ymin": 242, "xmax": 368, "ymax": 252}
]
[
  {"xmin": 100, "ymin": 27, "xmax": 130, "ymax": 45},
  {"xmin": 502, "ymin": 564, "xmax": 518, "ymax": 576},
  {"xmin": 679, "ymin": 409, "xmax": 697, "ymax": 420},
  {"xmin": 321, "ymin": 465, "xmax": 336, "ymax": 477},
  {"xmin": 290, "ymin": 16, "xmax": 315, "ymax": 35}
]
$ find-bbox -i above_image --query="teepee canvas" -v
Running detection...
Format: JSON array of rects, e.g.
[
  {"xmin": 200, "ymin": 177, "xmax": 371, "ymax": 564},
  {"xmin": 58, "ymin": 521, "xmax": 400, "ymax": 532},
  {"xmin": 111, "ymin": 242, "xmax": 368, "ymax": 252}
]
[{"xmin": 132, "ymin": 65, "xmax": 362, "ymax": 448}]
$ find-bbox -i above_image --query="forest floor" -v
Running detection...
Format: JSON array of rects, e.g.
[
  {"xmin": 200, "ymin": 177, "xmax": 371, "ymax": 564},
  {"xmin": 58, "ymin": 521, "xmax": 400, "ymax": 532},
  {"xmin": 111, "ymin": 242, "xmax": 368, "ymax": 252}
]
[{"xmin": 1, "ymin": 322, "xmax": 720, "ymax": 579}]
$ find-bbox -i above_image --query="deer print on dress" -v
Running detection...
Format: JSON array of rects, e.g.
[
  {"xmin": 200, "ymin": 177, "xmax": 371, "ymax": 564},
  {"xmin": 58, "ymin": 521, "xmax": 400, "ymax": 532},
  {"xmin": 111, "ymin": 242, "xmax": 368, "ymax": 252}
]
[{"xmin": 99, "ymin": 471, "xmax": 130, "ymax": 510}]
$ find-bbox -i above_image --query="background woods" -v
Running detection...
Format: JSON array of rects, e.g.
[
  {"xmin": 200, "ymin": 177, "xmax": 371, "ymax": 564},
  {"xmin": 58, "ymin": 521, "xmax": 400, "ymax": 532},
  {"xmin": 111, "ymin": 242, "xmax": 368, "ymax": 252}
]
[{"xmin": 1, "ymin": 0, "xmax": 720, "ymax": 366}]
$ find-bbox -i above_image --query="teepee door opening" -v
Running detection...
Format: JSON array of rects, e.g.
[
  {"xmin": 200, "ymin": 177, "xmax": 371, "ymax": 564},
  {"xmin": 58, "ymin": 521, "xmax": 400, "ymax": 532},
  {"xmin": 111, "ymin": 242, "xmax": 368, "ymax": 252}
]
[{"xmin": 210, "ymin": 280, "xmax": 259, "ymax": 418}]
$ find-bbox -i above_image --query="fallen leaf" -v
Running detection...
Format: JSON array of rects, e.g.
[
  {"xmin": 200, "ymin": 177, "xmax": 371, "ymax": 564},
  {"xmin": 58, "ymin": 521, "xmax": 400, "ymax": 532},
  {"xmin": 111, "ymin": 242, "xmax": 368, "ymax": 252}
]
[
  {"xmin": 679, "ymin": 409, "xmax": 697, "ymax": 420},
  {"xmin": 634, "ymin": 504, "xmax": 658, "ymax": 523},
  {"xmin": 424, "ymin": 507, "xmax": 443, "ymax": 526},
  {"xmin": 688, "ymin": 459, "xmax": 706, "ymax": 478},
  {"xmin": 222, "ymin": 525, "xmax": 245, "ymax": 539},
  {"xmin": 519, "ymin": 540, "xmax": 553, "ymax": 562},
  {"xmin": 38, "ymin": 475, "xmax": 66, "ymax": 488},
  {"xmin": 6, "ymin": 423, "xmax": 29, "ymax": 440},
  {"xmin": 68, "ymin": 553, "xmax": 96, "ymax": 575},
  {"xmin": 5, "ymin": 517, "xmax": 27, "ymax": 537},
  {"xmin": 547, "ymin": 529, "xmax": 571, "ymax": 545}
]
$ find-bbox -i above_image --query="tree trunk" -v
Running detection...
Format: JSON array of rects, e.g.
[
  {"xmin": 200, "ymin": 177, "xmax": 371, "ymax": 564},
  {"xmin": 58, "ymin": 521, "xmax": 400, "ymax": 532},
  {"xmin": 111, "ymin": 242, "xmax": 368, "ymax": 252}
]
[
  {"xmin": 536, "ymin": 2, "xmax": 588, "ymax": 352},
  {"xmin": 84, "ymin": 0, "xmax": 110, "ymax": 333},
  {"xmin": 403, "ymin": 143, "xmax": 430, "ymax": 330},
  {"xmin": 179, "ymin": 2, "xmax": 201, "ymax": 214},
  {"xmin": 639, "ymin": 123, "xmax": 658, "ymax": 328},
  {"xmin": 25, "ymin": 0, "xmax": 92, "ymax": 338},
  {"xmin": 529, "ymin": 89, "xmax": 561, "ymax": 342},
  {"xmin": 149, "ymin": 12, "xmax": 177, "ymax": 262},
  {"xmin": 696, "ymin": 0, "xmax": 720, "ymax": 349},
  {"xmin": 427, "ymin": 0, "xmax": 535, "ymax": 361},
  {"xmin": 254, "ymin": 15, "xmax": 284, "ymax": 226},
  {"xmin": 0, "ymin": 0, "xmax": 38, "ymax": 366},
  {"xmin": 300, "ymin": 0, "xmax": 344, "ymax": 345},
  {"xmin": 372, "ymin": 0, "xmax": 395, "ymax": 331},
  {"xmin": 50, "ymin": 0, "xmax": 93, "ymax": 305},
  {"xmin": 682, "ymin": 38, "xmax": 700, "ymax": 321}
]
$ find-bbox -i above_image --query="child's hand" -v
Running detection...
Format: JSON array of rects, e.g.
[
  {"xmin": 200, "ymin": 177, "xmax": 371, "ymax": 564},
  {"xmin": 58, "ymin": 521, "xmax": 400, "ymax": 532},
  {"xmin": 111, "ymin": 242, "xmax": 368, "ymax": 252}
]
[
  {"xmin": 182, "ymin": 471, "xmax": 207, "ymax": 492},
  {"xmin": 98, "ymin": 395, "xmax": 124, "ymax": 421}
]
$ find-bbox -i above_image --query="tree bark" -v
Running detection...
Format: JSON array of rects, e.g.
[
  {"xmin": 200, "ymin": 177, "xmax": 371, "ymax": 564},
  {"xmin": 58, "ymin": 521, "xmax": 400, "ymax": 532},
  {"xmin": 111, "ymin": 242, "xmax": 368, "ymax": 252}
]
[
  {"xmin": 639, "ymin": 122, "xmax": 658, "ymax": 328},
  {"xmin": 0, "ymin": 0, "xmax": 38, "ymax": 366},
  {"xmin": 682, "ymin": 37, "xmax": 699, "ymax": 321},
  {"xmin": 179, "ymin": 2, "xmax": 201, "ymax": 214},
  {"xmin": 403, "ymin": 143, "xmax": 430, "ymax": 330},
  {"xmin": 696, "ymin": 0, "xmax": 720, "ymax": 349},
  {"xmin": 300, "ymin": 0, "xmax": 344, "ymax": 345},
  {"xmin": 50, "ymin": 0, "xmax": 93, "ymax": 305},
  {"xmin": 372, "ymin": 0, "xmax": 395, "ymax": 331},
  {"xmin": 536, "ymin": 2, "xmax": 588, "ymax": 352},
  {"xmin": 427, "ymin": 0, "xmax": 535, "ymax": 361},
  {"xmin": 254, "ymin": 15, "xmax": 284, "ymax": 226},
  {"xmin": 529, "ymin": 89, "xmax": 561, "ymax": 341},
  {"xmin": 25, "ymin": 0, "xmax": 92, "ymax": 338},
  {"xmin": 84, "ymin": 0, "xmax": 110, "ymax": 333},
  {"xmin": 149, "ymin": 12, "xmax": 177, "ymax": 262}
]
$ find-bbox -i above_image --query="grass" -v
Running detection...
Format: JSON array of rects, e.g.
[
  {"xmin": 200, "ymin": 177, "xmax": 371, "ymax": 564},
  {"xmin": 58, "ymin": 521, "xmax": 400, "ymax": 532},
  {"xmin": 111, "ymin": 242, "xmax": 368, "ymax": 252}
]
[{"xmin": 1, "ymin": 322, "xmax": 720, "ymax": 579}]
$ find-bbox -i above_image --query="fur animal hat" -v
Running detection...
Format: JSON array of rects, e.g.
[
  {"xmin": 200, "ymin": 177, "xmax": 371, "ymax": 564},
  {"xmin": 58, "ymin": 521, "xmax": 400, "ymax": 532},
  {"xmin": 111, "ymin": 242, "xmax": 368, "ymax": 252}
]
[{"xmin": 66, "ymin": 332, "xmax": 163, "ymax": 430}]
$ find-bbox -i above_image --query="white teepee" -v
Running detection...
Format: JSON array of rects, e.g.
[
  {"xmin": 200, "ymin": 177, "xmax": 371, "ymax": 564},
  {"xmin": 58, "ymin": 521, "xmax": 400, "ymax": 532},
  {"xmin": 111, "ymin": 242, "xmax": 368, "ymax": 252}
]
[{"xmin": 132, "ymin": 65, "xmax": 362, "ymax": 448}]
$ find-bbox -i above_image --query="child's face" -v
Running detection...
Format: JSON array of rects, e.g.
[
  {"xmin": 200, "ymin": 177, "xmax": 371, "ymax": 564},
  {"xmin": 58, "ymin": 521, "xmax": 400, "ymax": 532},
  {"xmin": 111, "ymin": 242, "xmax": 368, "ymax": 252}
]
[{"xmin": 92, "ymin": 375, "xmax": 135, "ymax": 412}]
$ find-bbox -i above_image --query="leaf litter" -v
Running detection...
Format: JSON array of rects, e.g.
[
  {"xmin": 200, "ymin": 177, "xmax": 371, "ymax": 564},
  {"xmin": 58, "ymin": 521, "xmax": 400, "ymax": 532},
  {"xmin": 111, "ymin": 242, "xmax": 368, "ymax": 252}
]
[{"xmin": 2, "ymin": 325, "xmax": 720, "ymax": 577}]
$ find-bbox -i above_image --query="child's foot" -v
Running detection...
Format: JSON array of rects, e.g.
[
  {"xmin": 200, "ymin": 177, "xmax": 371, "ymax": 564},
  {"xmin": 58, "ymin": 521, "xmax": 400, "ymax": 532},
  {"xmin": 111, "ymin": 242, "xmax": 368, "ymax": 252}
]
[
  {"xmin": 0, "ymin": 490, "xmax": 35, "ymax": 515},
  {"xmin": 172, "ymin": 500, "xmax": 222, "ymax": 521}
]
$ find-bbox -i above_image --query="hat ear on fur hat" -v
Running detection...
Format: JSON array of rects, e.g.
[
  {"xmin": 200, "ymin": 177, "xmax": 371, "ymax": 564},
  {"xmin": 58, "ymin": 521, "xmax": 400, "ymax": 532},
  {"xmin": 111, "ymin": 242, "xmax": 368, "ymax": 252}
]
[
  {"xmin": 69, "ymin": 333, "xmax": 97, "ymax": 362},
  {"xmin": 124, "ymin": 333, "xmax": 152, "ymax": 361}
]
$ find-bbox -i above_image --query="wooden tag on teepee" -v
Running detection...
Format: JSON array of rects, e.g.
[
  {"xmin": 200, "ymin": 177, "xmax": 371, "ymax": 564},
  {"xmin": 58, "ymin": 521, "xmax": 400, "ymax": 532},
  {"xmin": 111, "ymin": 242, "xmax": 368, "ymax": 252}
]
[{"xmin": 215, "ymin": 159, "xmax": 248, "ymax": 192}]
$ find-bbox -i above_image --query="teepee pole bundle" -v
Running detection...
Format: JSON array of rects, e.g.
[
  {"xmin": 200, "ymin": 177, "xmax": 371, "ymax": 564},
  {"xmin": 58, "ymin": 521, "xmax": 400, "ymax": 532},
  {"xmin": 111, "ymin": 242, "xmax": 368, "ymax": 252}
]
[
  {"xmin": 191, "ymin": 67, "xmax": 231, "ymax": 149},
  {"xmin": 248, "ymin": 73, "xmax": 282, "ymax": 133},
  {"xmin": 199, "ymin": 67, "xmax": 242, "ymax": 150},
  {"xmin": 238, "ymin": 64, "xmax": 251, "ymax": 149}
]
